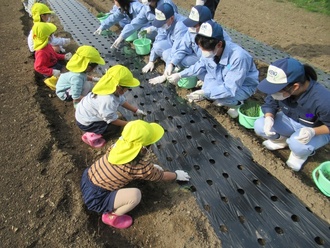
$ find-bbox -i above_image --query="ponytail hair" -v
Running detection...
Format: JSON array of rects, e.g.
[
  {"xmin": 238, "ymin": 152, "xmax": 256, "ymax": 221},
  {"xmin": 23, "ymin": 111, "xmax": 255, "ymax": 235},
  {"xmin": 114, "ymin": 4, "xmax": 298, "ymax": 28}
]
[{"xmin": 303, "ymin": 64, "xmax": 317, "ymax": 82}]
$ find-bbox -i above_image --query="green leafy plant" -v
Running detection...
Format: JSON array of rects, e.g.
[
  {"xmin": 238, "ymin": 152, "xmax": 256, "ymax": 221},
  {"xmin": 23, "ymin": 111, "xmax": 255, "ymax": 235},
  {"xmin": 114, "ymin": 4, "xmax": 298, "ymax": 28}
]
[
  {"xmin": 96, "ymin": 12, "xmax": 105, "ymax": 18},
  {"xmin": 240, "ymin": 100, "xmax": 261, "ymax": 117}
]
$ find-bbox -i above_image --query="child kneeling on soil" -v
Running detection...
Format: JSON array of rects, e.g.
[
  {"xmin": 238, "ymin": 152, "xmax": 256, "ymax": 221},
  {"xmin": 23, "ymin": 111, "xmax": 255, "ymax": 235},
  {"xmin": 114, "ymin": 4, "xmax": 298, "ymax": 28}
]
[
  {"xmin": 75, "ymin": 65, "xmax": 147, "ymax": 148},
  {"xmin": 33, "ymin": 22, "xmax": 72, "ymax": 82},
  {"xmin": 28, "ymin": 2, "xmax": 70, "ymax": 55},
  {"xmin": 81, "ymin": 120, "xmax": 190, "ymax": 229},
  {"xmin": 56, "ymin": 45, "xmax": 105, "ymax": 108}
]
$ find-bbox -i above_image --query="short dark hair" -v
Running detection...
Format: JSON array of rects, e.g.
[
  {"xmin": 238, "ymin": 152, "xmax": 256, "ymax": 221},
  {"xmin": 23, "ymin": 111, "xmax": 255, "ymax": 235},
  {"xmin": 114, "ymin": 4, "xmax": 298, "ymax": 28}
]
[
  {"xmin": 88, "ymin": 63, "xmax": 98, "ymax": 70},
  {"xmin": 195, "ymin": 34, "xmax": 223, "ymax": 50}
]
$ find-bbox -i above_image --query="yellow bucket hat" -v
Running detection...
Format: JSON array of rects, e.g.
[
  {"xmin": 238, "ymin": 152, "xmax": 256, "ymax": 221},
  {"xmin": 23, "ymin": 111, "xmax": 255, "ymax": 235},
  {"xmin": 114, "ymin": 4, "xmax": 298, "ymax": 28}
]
[
  {"xmin": 92, "ymin": 65, "xmax": 140, "ymax": 95},
  {"xmin": 31, "ymin": 3, "xmax": 54, "ymax": 22},
  {"xmin": 109, "ymin": 120, "xmax": 164, "ymax": 165},
  {"xmin": 32, "ymin": 22, "xmax": 57, "ymax": 50},
  {"xmin": 66, "ymin": 46, "xmax": 105, "ymax": 73}
]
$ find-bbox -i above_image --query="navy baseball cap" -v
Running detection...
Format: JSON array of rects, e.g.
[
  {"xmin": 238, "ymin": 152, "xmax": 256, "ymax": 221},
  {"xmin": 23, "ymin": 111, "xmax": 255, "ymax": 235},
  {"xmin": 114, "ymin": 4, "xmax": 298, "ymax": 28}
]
[
  {"xmin": 152, "ymin": 3, "xmax": 174, "ymax": 28},
  {"xmin": 258, "ymin": 58, "xmax": 305, "ymax": 94},
  {"xmin": 197, "ymin": 20, "xmax": 224, "ymax": 41},
  {"xmin": 183, "ymin": 5, "xmax": 212, "ymax": 27}
]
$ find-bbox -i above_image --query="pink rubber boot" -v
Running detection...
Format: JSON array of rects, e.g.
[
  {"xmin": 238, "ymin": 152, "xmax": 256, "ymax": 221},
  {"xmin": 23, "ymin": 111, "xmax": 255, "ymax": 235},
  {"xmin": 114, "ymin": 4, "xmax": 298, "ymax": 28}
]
[
  {"xmin": 81, "ymin": 132, "xmax": 106, "ymax": 148},
  {"xmin": 102, "ymin": 212, "xmax": 133, "ymax": 229}
]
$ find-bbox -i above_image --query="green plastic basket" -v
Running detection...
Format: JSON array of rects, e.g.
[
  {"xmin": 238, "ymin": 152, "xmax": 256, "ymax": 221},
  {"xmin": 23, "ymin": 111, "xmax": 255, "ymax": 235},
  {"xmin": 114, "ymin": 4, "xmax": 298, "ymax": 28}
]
[
  {"xmin": 178, "ymin": 76, "xmax": 197, "ymax": 89},
  {"xmin": 97, "ymin": 13, "xmax": 110, "ymax": 22},
  {"xmin": 125, "ymin": 31, "xmax": 138, "ymax": 42},
  {"xmin": 238, "ymin": 106, "xmax": 263, "ymax": 129},
  {"xmin": 133, "ymin": 38, "xmax": 152, "ymax": 55},
  {"xmin": 312, "ymin": 161, "xmax": 330, "ymax": 197}
]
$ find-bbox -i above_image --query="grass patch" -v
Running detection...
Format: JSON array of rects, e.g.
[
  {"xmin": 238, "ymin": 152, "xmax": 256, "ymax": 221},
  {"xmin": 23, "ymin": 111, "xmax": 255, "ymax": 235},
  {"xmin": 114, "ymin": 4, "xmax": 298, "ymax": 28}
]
[{"xmin": 286, "ymin": 0, "xmax": 330, "ymax": 15}]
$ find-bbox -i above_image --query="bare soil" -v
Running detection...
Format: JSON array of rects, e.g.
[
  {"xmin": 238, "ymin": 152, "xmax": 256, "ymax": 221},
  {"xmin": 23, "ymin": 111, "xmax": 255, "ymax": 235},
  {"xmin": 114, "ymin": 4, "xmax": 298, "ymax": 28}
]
[{"xmin": 0, "ymin": 0, "xmax": 329, "ymax": 247}]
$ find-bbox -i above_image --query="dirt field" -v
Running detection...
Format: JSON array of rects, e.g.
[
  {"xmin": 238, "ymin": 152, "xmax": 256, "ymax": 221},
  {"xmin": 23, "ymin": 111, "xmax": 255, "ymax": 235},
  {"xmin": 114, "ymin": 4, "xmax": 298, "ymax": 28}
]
[{"xmin": 0, "ymin": 0, "xmax": 329, "ymax": 247}]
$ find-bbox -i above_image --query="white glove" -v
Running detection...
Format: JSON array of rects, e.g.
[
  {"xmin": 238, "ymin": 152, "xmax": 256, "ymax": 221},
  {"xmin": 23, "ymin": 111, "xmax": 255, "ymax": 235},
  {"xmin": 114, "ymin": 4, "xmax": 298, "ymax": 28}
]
[
  {"xmin": 146, "ymin": 26, "xmax": 157, "ymax": 34},
  {"xmin": 195, "ymin": 0, "xmax": 206, "ymax": 5},
  {"xmin": 64, "ymin": 52, "xmax": 72, "ymax": 60},
  {"xmin": 264, "ymin": 116, "xmax": 276, "ymax": 136},
  {"xmin": 92, "ymin": 77, "xmax": 101, "ymax": 82},
  {"xmin": 52, "ymin": 69, "xmax": 61, "ymax": 78},
  {"xmin": 142, "ymin": 61, "xmax": 154, "ymax": 73},
  {"xmin": 94, "ymin": 27, "xmax": 102, "ymax": 35},
  {"xmin": 59, "ymin": 46, "xmax": 66, "ymax": 53},
  {"xmin": 164, "ymin": 64, "xmax": 174, "ymax": 77},
  {"xmin": 110, "ymin": 36, "xmax": 124, "ymax": 49},
  {"xmin": 186, "ymin": 90, "xmax": 204, "ymax": 103},
  {"xmin": 135, "ymin": 109, "xmax": 147, "ymax": 116},
  {"xmin": 149, "ymin": 75, "xmax": 166, "ymax": 85},
  {"xmin": 154, "ymin": 164, "xmax": 164, "ymax": 171},
  {"xmin": 63, "ymin": 38, "xmax": 71, "ymax": 46},
  {"xmin": 167, "ymin": 73, "xmax": 181, "ymax": 84},
  {"xmin": 175, "ymin": 170, "xmax": 190, "ymax": 181},
  {"xmin": 138, "ymin": 29, "xmax": 147, "ymax": 39},
  {"xmin": 295, "ymin": 127, "xmax": 315, "ymax": 144}
]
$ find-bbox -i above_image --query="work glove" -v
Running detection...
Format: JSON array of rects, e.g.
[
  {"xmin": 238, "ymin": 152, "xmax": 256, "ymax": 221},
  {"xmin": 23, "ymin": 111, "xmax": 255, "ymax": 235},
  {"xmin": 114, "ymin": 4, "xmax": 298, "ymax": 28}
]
[
  {"xmin": 164, "ymin": 64, "xmax": 174, "ymax": 77},
  {"xmin": 186, "ymin": 90, "xmax": 205, "ymax": 103},
  {"xmin": 149, "ymin": 75, "xmax": 166, "ymax": 85},
  {"xmin": 94, "ymin": 27, "xmax": 102, "ymax": 35},
  {"xmin": 142, "ymin": 61, "xmax": 154, "ymax": 73},
  {"xmin": 92, "ymin": 77, "xmax": 101, "ymax": 82},
  {"xmin": 63, "ymin": 38, "xmax": 71, "ymax": 46},
  {"xmin": 295, "ymin": 127, "xmax": 315, "ymax": 144},
  {"xmin": 154, "ymin": 164, "xmax": 164, "ymax": 171},
  {"xmin": 52, "ymin": 69, "xmax": 61, "ymax": 78},
  {"xmin": 64, "ymin": 52, "xmax": 72, "ymax": 60},
  {"xmin": 110, "ymin": 36, "xmax": 124, "ymax": 49},
  {"xmin": 175, "ymin": 170, "xmax": 190, "ymax": 181},
  {"xmin": 138, "ymin": 30, "xmax": 147, "ymax": 39},
  {"xmin": 264, "ymin": 116, "xmax": 276, "ymax": 136},
  {"xmin": 145, "ymin": 26, "xmax": 156, "ymax": 34},
  {"xmin": 195, "ymin": 0, "xmax": 206, "ymax": 5},
  {"xmin": 135, "ymin": 108, "xmax": 147, "ymax": 116},
  {"xmin": 167, "ymin": 73, "xmax": 181, "ymax": 84}
]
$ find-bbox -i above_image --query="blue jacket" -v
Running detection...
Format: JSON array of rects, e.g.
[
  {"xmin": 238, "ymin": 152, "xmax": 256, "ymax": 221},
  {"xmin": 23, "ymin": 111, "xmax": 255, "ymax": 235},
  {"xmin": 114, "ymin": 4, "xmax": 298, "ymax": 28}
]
[
  {"xmin": 262, "ymin": 80, "xmax": 330, "ymax": 130},
  {"xmin": 120, "ymin": 0, "xmax": 178, "ymax": 39},
  {"xmin": 56, "ymin": 72, "xmax": 87, "ymax": 100},
  {"xmin": 168, "ymin": 26, "xmax": 232, "ymax": 66},
  {"xmin": 149, "ymin": 13, "xmax": 187, "ymax": 62},
  {"xmin": 100, "ymin": 1, "xmax": 144, "ymax": 30},
  {"xmin": 180, "ymin": 41, "xmax": 259, "ymax": 99}
]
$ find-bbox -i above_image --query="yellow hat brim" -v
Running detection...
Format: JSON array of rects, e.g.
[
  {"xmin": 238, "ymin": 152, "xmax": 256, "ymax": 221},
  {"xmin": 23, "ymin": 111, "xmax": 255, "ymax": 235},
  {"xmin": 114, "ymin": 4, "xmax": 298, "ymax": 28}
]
[
  {"xmin": 108, "ymin": 122, "xmax": 164, "ymax": 165},
  {"xmin": 66, "ymin": 46, "xmax": 105, "ymax": 72},
  {"xmin": 92, "ymin": 65, "xmax": 140, "ymax": 95},
  {"xmin": 33, "ymin": 22, "xmax": 57, "ymax": 50}
]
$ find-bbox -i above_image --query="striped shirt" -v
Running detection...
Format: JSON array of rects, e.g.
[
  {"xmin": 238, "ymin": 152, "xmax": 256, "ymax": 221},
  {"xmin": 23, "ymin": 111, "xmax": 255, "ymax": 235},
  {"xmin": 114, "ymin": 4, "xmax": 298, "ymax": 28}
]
[{"xmin": 88, "ymin": 148, "xmax": 164, "ymax": 191}]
